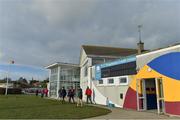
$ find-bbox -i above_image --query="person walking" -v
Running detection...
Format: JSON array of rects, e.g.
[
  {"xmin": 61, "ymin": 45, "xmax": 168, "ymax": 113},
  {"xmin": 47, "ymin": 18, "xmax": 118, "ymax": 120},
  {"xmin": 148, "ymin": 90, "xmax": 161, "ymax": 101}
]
[
  {"xmin": 44, "ymin": 88, "xmax": 48, "ymax": 97},
  {"xmin": 35, "ymin": 89, "xmax": 39, "ymax": 96},
  {"xmin": 41, "ymin": 89, "xmax": 44, "ymax": 98},
  {"xmin": 77, "ymin": 86, "xmax": 83, "ymax": 107},
  {"xmin": 68, "ymin": 87, "xmax": 75, "ymax": 103},
  {"xmin": 58, "ymin": 88, "xmax": 62, "ymax": 100},
  {"xmin": 85, "ymin": 86, "xmax": 92, "ymax": 104},
  {"xmin": 61, "ymin": 87, "xmax": 67, "ymax": 103}
]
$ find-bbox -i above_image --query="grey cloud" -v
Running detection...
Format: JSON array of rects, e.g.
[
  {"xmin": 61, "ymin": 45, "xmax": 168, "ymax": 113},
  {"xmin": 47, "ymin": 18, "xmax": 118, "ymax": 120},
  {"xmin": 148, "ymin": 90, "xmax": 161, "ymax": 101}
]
[{"xmin": 0, "ymin": 0, "xmax": 180, "ymax": 67}]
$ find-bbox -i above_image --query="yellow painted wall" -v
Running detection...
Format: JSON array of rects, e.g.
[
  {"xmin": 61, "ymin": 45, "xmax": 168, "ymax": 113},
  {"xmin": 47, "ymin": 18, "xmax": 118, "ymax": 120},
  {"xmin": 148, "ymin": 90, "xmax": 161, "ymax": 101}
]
[{"xmin": 129, "ymin": 65, "xmax": 180, "ymax": 102}]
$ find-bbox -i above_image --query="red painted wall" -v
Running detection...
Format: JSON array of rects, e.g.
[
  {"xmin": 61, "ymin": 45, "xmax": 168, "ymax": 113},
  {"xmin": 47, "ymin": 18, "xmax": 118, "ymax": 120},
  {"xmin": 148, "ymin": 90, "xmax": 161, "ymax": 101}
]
[
  {"xmin": 123, "ymin": 87, "xmax": 137, "ymax": 110},
  {"xmin": 165, "ymin": 101, "xmax": 180, "ymax": 115}
]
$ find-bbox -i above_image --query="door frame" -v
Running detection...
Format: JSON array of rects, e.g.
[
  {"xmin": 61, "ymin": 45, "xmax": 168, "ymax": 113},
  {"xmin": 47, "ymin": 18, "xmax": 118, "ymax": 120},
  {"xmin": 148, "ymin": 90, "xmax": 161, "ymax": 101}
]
[
  {"xmin": 136, "ymin": 79, "xmax": 147, "ymax": 111},
  {"xmin": 155, "ymin": 77, "xmax": 165, "ymax": 114},
  {"xmin": 136, "ymin": 77, "xmax": 165, "ymax": 114}
]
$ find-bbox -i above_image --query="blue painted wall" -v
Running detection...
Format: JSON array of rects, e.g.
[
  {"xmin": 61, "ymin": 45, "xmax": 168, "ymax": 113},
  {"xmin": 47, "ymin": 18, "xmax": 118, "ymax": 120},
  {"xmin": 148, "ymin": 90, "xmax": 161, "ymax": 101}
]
[{"xmin": 148, "ymin": 52, "xmax": 180, "ymax": 80}]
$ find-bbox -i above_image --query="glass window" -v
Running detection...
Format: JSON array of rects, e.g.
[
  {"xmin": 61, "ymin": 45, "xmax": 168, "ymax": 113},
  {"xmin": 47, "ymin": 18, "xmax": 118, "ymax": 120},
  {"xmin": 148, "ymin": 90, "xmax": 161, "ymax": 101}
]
[
  {"xmin": 84, "ymin": 66, "xmax": 88, "ymax": 77},
  {"xmin": 119, "ymin": 77, "xmax": 128, "ymax": 85},
  {"xmin": 120, "ymin": 93, "xmax": 123, "ymax": 99},
  {"xmin": 101, "ymin": 61, "xmax": 137, "ymax": 77},
  {"xmin": 99, "ymin": 80, "xmax": 103, "ymax": 84},
  {"xmin": 92, "ymin": 58, "xmax": 104, "ymax": 65},
  {"xmin": 108, "ymin": 79, "xmax": 114, "ymax": 84},
  {"xmin": 51, "ymin": 67, "xmax": 58, "ymax": 74}
]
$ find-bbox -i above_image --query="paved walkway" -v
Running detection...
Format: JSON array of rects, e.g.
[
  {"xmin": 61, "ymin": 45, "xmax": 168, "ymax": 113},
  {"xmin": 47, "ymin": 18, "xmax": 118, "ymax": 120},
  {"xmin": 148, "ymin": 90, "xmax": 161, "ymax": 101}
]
[
  {"xmin": 47, "ymin": 97, "xmax": 179, "ymax": 119},
  {"xmin": 87, "ymin": 105, "xmax": 179, "ymax": 119}
]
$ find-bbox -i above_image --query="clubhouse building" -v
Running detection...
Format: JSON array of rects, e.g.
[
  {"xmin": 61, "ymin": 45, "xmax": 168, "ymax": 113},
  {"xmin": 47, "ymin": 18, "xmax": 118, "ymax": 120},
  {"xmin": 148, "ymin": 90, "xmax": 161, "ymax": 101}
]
[
  {"xmin": 46, "ymin": 62, "xmax": 80, "ymax": 98},
  {"xmin": 46, "ymin": 42, "xmax": 180, "ymax": 116}
]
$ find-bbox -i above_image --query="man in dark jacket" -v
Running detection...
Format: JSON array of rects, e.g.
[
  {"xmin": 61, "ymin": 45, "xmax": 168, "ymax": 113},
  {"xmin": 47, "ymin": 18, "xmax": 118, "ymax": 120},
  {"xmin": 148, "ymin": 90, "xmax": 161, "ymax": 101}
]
[
  {"xmin": 58, "ymin": 88, "xmax": 62, "ymax": 99},
  {"xmin": 77, "ymin": 86, "xmax": 83, "ymax": 107},
  {"xmin": 68, "ymin": 86, "xmax": 75, "ymax": 103},
  {"xmin": 61, "ymin": 87, "xmax": 67, "ymax": 103}
]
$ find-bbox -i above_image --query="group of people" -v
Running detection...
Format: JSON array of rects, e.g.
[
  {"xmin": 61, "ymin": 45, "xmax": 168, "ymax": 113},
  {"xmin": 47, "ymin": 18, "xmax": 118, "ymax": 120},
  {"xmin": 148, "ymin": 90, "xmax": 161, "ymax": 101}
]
[
  {"xmin": 35, "ymin": 88, "xmax": 48, "ymax": 98},
  {"xmin": 58, "ymin": 86, "xmax": 75, "ymax": 103},
  {"xmin": 58, "ymin": 86, "xmax": 93, "ymax": 107}
]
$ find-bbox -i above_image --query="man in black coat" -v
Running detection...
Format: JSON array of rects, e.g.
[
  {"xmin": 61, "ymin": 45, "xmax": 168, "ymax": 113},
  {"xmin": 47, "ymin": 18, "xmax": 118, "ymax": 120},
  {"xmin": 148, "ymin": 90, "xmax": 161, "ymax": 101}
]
[{"xmin": 61, "ymin": 87, "xmax": 67, "ymax": 103}]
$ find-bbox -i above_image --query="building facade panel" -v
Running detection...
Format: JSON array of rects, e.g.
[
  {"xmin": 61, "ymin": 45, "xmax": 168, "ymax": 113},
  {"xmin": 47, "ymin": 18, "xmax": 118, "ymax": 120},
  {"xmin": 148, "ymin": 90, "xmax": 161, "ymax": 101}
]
[
  {"xmin": 124, "ymin": 46, "xmax": 180, "ymax": 116},
  {"xmin": 46, "ymin": 63, "xmax": 80, "ymax": 98}
]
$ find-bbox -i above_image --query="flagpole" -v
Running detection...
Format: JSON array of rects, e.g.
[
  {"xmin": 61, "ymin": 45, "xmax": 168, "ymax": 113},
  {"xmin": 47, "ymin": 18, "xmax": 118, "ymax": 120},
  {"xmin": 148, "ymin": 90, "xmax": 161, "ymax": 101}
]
[
  {"xmin": 5, "ymin": 60, "xmax": 14, "ymax": 95},
  {"xmin": 5, "ymin": 63, "xmax": 10, "ymax": 95}
]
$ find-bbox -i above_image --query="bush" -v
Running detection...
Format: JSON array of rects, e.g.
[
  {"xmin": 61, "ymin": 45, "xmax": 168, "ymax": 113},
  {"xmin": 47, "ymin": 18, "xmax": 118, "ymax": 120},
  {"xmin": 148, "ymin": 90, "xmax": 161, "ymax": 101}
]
[{"xmin": 0, "ymin": 88, "xmax": 22, "ymax": 94}]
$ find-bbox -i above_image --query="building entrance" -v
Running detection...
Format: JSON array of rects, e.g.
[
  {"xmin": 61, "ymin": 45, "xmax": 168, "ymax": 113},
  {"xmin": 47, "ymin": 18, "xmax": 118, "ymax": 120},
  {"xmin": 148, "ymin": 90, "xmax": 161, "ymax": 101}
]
[{"xmin": 136, "ymin": 78, "xmax": 165, "ymax": 114}]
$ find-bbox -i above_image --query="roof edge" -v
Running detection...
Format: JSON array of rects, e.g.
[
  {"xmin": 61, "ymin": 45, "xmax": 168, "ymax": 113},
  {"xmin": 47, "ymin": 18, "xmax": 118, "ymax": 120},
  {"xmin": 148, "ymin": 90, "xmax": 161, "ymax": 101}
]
[
  {"xmin": 45, "ymin": 62, "xmax": 79, "ymax": 69},
  {"xmin": 81, "ymin": 44, "xmax": 138, "ymax": 50}
]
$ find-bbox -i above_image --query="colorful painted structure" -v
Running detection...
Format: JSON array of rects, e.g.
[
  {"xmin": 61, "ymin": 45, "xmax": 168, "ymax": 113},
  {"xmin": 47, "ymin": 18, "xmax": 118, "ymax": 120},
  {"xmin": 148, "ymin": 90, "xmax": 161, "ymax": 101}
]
[
  {"xmin": 92, "ymin": 56, "xmax": 137, "ymax": 107},
  {"xmin": 124, "ymin": 44, "xmax": 180, "ymax": 116},
  {"xmin": 92, "ymin": 44, "xmax": 180, "ymax": 116}
]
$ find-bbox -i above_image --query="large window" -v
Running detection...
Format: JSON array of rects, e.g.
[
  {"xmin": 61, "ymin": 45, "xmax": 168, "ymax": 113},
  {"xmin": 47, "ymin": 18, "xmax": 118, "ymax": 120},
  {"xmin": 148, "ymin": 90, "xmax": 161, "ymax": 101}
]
[{"xmin": 101, "ymin": 61, "xmax": 136, "ymax": 78}]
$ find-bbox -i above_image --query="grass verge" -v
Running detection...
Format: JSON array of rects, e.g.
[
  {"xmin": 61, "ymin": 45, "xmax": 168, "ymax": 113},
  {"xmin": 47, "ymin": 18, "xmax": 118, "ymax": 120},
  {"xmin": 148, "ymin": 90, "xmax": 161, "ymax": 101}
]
[{"xmin": 0, "ymin": 95, "xmax": 111, "ymax": 119}]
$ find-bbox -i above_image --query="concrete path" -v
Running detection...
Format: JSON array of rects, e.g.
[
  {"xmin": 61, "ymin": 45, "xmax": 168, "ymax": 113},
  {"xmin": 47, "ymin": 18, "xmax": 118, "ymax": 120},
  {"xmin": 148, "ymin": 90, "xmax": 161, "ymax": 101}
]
[
  {"xmin": 46, "ymin": 97, "xmax": 179, "ymax": 119},
  {"xmin": 87, "ymin": 105, "xmax": 179, "ymax": 119}
]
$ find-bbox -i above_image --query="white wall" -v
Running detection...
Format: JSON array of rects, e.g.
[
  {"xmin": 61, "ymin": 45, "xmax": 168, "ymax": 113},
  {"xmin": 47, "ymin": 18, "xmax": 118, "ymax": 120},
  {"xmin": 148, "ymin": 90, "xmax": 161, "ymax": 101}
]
[
  {"xmin": 93, "ymin": 75, "xmax": 134, "ymax": 107},
  {"xmin": 92, "ymin": 81, "xmax": 107, "ymax": 105},
  {"xmin": 80, "ymin": 48, "xmax": 93, "ymax": 101},
  {"xmin": 137, "ymin": 45, "xmax": 180, "ymax": 69}
]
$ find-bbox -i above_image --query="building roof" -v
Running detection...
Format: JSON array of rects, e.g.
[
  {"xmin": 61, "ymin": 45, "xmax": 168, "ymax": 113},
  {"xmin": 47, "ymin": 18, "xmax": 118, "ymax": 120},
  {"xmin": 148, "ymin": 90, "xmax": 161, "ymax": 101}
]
[
  {"xmin": 45, "ymin": 62, "xmax": 79, "ymax": 69},
  {"xmin": 138, "ymin": 42, "xmax": 180, "ymax": 56},
  {"xmin": 82, "ymin": 45, "xmax": 138, "ymax": 57}
]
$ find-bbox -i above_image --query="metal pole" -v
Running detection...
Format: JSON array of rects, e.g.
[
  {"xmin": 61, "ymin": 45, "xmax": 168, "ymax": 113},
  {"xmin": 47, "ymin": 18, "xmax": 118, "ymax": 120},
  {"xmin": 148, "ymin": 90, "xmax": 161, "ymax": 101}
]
[
  {"xmin": 138, "ymin": 25, "xmax": 142, "ymax": 43},
  {"xmin": 5, "ymin": 63, "xmax": 10, "ymax": 95}
]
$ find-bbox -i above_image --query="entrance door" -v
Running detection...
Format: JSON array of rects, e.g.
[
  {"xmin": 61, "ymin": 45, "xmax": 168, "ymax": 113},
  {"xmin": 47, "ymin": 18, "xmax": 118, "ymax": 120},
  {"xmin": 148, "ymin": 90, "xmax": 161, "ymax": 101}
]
[
  {"xmin": 136, "ymin": 79, "xmax": 147, "ymax": 111},
  {"xmin": 155, "ymin": 78, "xmax": 165, "ymax": 114},
  {"xmin": 145, "ymin": 78, "xmax": 157, "ymax": 110}
]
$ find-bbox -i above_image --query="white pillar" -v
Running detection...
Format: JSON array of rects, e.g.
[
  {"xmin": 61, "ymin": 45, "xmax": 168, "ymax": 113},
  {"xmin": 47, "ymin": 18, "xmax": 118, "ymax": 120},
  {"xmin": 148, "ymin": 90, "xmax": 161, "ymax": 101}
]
[
  {"xmin": 48, "ymin": 69, "xmax": 51, "ymax": 97},
  {"xmin": 155, "ymin": 78, "xmax": 160, "ymax": 114},
  {"xmin": 88, "ymin": 58, "xmax": 92, "ymax": 89},
  {"xmin": 57, "ymin": 66, "xmax": 60, "ymax": 98}
]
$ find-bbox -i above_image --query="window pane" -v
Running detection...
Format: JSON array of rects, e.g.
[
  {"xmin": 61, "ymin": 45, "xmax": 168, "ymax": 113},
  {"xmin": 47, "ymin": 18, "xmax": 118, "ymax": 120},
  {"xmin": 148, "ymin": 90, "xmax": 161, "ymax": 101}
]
[
  {"xmin": 99, "ymin": 80, "xmax": 103, "ymax": 84},
  {"xmin": 119, "ymin": 77, "xmax": 127, "ymax": 84},
  {"xmin": 108, "ymin": 79, "xmax": 114, "ymax": 84},
  {"xmin": 84, "ymin": 66, "xmax": 88, "ymax": 77}
]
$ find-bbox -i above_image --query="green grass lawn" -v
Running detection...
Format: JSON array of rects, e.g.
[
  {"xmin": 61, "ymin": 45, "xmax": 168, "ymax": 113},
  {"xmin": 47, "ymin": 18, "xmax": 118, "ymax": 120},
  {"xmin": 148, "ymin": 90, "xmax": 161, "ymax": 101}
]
[{"xmin": 0, "ymin": 95, "xmax": 111, "ymax": 119}]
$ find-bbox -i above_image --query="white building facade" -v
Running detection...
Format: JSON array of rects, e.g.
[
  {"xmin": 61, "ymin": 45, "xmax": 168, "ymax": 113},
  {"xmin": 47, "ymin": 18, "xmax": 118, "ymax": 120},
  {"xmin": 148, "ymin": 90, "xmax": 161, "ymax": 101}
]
[
  {"xmin": 79, "ymin": 45, "xmax": 138, "ymax": 101},
  {"xmin": 46, "ymin": 62, "xmax": 80, "ymax": 98}
]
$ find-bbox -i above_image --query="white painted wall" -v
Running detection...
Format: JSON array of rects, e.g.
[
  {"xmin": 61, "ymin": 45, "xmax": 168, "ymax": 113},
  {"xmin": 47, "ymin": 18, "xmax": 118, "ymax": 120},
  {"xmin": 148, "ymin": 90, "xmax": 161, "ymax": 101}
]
[
  {"xmin": 97, "ymin": 76, "xmax": 129, "ymax": 86},
  {"xmin": 92, "ymin": 75, "xmax": 134, "ymax": 107},
  {"xmin": 92, "ymin": 81, "xmax": 107, "ymax": 105},
  {"xmin": 137, "ymin": 45, "xmax": 180, "ymax": 69},
  {"xmin": 80, "ymin": 49, "xmax": 92, "ymax": 101}
]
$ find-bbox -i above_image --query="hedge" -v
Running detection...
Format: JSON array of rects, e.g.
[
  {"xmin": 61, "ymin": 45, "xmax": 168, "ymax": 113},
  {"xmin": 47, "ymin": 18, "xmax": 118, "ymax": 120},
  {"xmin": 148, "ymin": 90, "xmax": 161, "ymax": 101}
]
[{"xmin": 0, "ymin": 88, "xmax": 22, "ymax": 94}]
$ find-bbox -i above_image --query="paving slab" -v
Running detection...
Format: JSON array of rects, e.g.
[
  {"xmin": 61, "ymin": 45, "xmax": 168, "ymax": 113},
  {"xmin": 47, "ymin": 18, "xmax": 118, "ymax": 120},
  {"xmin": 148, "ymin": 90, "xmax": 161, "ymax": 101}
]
[{"xmin": 86, "ymin": 105, "xmax": 179, "ymax": 119}]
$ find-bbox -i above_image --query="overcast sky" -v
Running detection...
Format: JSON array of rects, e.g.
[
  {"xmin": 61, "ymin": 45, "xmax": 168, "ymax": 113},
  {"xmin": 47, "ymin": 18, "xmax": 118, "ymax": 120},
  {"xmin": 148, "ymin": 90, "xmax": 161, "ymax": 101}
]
[
  {"xmin": 0, "ymin": 0, "xmax": 180, "ymax": 67},
  {"xmin": 0, "ymin": 64, "xmax": 48, "ymax": 80}
]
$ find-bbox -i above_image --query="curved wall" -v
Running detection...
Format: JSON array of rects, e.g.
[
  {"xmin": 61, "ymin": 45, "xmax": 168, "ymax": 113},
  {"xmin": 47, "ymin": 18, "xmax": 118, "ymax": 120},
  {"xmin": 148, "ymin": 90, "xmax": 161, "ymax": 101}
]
[{"xmin": 123, "ymin": 52, "xmax": 180, "ymax": 116}]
